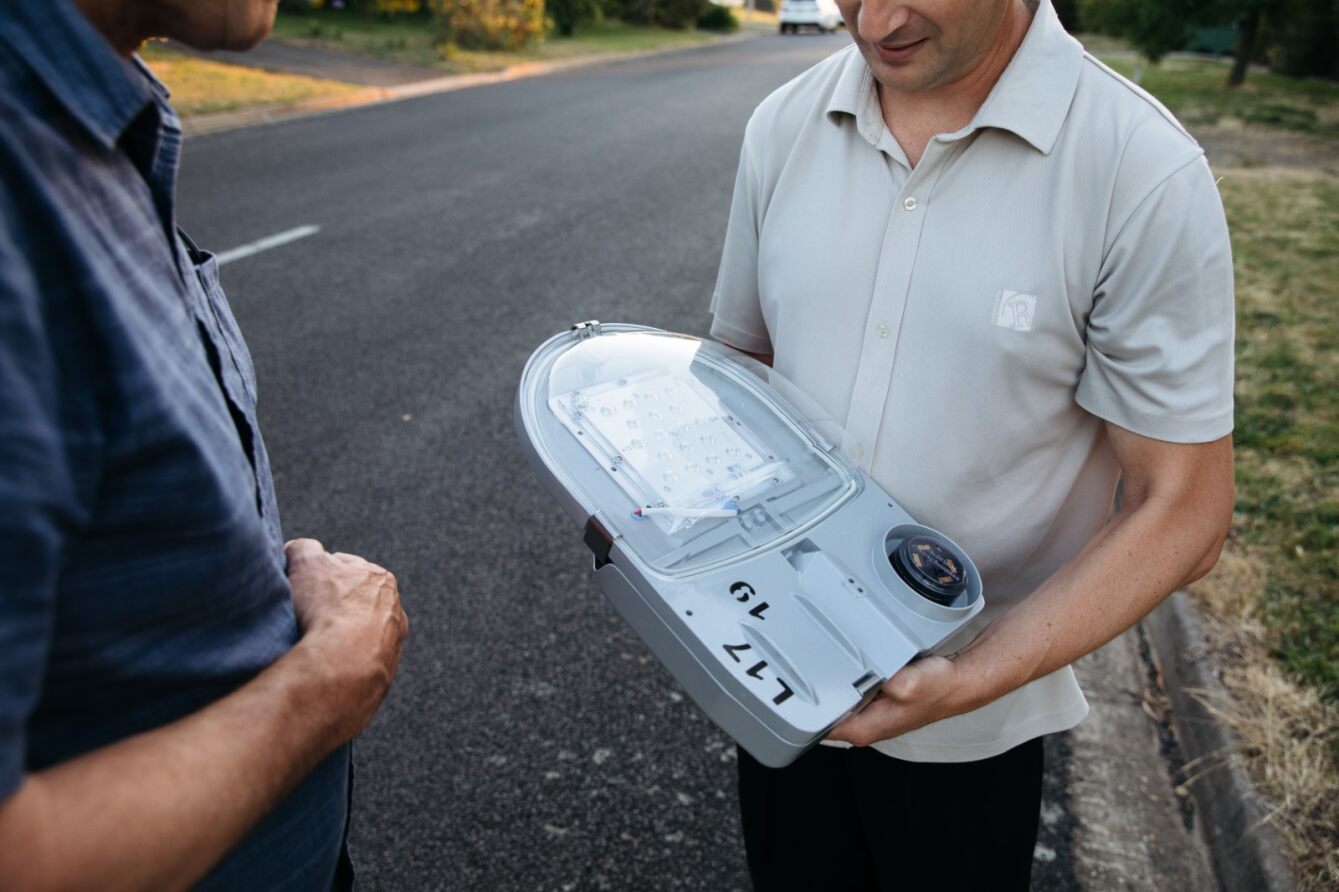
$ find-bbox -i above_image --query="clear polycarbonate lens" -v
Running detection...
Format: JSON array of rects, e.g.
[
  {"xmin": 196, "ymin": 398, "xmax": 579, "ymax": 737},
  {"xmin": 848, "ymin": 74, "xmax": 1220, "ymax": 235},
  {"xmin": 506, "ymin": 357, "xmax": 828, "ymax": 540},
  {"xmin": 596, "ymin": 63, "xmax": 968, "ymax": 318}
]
[
  {"xmin": 519, "ymin": 326, "xmax": 862, "ymax": 578},
  {"xmin": 550, "ymin": 369, "xmax": 793, "ymax": 534}
]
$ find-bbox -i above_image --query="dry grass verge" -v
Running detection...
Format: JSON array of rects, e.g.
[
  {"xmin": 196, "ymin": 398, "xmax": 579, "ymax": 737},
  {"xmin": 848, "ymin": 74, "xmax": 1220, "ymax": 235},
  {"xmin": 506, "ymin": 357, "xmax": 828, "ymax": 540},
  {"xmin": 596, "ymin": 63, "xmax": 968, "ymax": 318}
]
[
  {"xmin": 139, "ymin": 43, "xmax": 360, "ymax": 117},
  {"xmin": 1191, "ymin": 559, "xmax": 1339, "ymax": 889},
  {"xmin": 1187, "ymin": 162, "xmax": 1339, "ymax": 890}
]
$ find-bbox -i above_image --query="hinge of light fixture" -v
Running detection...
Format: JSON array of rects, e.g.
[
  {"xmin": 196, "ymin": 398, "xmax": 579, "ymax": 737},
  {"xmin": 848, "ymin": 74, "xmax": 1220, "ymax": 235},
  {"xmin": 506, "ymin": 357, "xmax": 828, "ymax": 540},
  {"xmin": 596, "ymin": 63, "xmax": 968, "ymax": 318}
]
[
  {"xmin": 572, "ymin": 320, "xmax": 602, "ymax": 339},
  {"xmin": 853, "ymin": 671, "xmax": 881, "ymax": 701}
]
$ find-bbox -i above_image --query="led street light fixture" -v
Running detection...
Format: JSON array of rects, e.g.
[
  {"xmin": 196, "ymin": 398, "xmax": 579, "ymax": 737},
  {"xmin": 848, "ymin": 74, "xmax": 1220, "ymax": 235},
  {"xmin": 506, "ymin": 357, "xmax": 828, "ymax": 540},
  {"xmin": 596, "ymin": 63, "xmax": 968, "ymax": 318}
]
[{"xmin": 516, "ymin": 323, "xmax": 984, "ymax": 767}]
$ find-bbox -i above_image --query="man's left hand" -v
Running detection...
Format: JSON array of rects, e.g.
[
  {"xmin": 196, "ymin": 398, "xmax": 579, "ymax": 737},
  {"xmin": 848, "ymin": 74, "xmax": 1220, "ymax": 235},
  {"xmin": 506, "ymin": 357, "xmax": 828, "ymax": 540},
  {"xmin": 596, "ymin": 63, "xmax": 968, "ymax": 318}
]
[{"xmin": 826, "ymin": 656, "xmax": 966, "ymax": 746}]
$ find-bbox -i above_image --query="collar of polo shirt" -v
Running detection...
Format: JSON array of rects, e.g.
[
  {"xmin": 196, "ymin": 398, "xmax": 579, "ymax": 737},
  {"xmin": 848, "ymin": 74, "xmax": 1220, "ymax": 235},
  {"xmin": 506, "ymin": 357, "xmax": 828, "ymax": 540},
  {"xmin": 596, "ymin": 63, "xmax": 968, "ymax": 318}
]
[{"xmin": 824, "ymin": 0, "xmax": 1086, "ymax": 157}]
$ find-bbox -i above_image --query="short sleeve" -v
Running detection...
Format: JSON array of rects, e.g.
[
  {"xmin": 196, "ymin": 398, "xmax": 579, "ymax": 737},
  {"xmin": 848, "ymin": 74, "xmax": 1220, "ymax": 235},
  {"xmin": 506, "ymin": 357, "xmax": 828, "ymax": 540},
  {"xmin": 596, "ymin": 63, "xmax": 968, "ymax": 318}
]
[
  {"xmin": 0, "ymin": 217, "xmax": 88, "ymax": 801},
  {"xmin": 1075, "ymin": 155, "xmax": 1235, "ymax": 442},
  {"xmin": 709, "ymin": 137, "xmax": 773, "ymax": 355}
]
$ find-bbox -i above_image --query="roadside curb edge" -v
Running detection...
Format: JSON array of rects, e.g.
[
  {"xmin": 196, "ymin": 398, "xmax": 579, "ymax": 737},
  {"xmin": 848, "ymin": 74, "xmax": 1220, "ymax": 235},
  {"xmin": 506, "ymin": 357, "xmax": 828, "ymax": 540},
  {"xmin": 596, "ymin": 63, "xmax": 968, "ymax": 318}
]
[
  {"xmin": 1146, "ymin": 592, "xmax": 1298, "ymax": 892},
  {"xmin": 180, "ymin": 31, "xmax": 759, "ymax": 137}
]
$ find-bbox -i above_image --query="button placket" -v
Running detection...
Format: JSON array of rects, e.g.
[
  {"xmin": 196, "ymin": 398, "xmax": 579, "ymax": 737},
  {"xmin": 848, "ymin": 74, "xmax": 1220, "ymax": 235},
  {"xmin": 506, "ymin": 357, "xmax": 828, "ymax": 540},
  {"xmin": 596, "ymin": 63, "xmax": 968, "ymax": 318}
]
[{"xmin": 843, "ymin": 151, "xmax": 951, "ymax": 469}]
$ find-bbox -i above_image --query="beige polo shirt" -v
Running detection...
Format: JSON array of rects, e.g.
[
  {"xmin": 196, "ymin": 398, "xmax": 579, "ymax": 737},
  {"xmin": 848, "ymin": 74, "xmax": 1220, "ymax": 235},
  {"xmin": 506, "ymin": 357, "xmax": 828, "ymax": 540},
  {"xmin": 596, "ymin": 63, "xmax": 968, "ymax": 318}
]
[{"xmin": 709, "ymin": 1, "xmax": 1234, "ymax": 762}]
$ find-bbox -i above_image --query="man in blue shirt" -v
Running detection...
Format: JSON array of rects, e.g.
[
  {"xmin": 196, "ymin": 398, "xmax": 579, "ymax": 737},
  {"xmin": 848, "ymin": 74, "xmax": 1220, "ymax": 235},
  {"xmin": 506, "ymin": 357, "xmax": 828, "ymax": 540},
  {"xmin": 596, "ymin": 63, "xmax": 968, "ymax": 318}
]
[{"xmin": 0, "ymin": 1, "xmax": 409, "ymax": 888}]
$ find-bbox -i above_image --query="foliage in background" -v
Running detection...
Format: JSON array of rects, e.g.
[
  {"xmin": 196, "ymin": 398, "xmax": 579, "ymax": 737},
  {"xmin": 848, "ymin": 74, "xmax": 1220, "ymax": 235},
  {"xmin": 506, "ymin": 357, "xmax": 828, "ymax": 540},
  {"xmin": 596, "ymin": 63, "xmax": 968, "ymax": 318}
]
[
  {"xmin": 1052, "ymin": 0, "xmax": 1082, "ymax": 31},
  {"xmin": 549, "ymin": 0, "xmax": 597, "ymax": 36},
  {"xmin": 288, "ymin": 0, "xmax": 728, "ymax": 42},
  {"xmin": 1272, "ymin": 0, "xmax": 1339, "ymax": 79},
  {"xmin": 1079, "ymin": 0, "xmax": 1198, "ymax": 64},
  {"xmin": 270, "ymin": 8, "xmax": 713, "ymax": 71},
  {"xmin": 660, "ymin": 0, "xmax": 710, "ymax": 28},
  {"xmin": 1077, "ymin": 0, "xmax": 1337, "ymax": 84},
  {"xmin": 279, "ymin": 0, "xmax": 429, "ymax": 9},
  {"xmin": 606, "ymin": 0, "xmax": 708, "ymax": 29},
  {"xmin": 695, "ymin": 3, "xmax": 738, "ymax": 31},
  {"xmin": 431, "ymin": 0, "xmax": 545, "ymax": 51}
]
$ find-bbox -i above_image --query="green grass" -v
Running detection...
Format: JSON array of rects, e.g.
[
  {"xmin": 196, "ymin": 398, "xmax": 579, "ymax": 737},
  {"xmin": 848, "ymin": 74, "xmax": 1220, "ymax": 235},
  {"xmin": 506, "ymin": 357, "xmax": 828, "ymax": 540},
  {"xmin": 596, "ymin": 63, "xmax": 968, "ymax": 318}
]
[
  {"xmin": 1077, "ymin": 29, "xmax": 1339, "ymax": 711},
  {"xmin": 139, "ymin": 42, "xmax": 360, "ymax": 116},
  {"xmin": 1073, "ymin": 31, "xmax": 1131, "ymax": 54},
  {"xmin": 1217, "ymin": 167, "xmax": 1339, "ymax": 699},
  {"xmin": 1095, "ymin": 54, "xmax": 1339, "ymax": 138},
  {"xmin": 269, "ymin": 10, "xmax": 715, "ymax": 74}
]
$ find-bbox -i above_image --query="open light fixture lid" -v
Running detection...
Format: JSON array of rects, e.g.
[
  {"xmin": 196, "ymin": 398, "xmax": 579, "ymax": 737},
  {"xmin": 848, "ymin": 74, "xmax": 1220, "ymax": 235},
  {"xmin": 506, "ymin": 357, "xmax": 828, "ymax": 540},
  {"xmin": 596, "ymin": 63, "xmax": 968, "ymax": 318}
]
[{"xmin": 517, "ymin": 323, "xmax": 862, "ymax": 578}]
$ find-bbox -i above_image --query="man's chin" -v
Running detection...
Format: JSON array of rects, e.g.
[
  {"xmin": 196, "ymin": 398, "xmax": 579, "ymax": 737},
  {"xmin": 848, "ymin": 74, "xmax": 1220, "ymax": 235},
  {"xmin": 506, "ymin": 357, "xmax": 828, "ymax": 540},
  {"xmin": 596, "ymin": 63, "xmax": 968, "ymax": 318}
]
[
  {"xmin": 222, "ymin": 25, "xmax": 273, "ymax": 51},
  {"xmin": 859, "ymin": 47, "xmax": 947, "ymax": 93},
  {"xmin": 223, "ymin": 7, "xmax": 278, "ymax": 51},
  {"xmin": 176, "ymin": 2, "xmax": 277, "ymax": 52}
]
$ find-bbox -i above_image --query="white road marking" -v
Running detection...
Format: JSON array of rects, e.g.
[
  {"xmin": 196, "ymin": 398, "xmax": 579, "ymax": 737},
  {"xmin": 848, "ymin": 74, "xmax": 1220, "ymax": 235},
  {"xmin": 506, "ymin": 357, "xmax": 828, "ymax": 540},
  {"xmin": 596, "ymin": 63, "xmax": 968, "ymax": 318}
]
[{"xmin": 215, "ymin": 224, "xmax": 320, "ymax": 266}]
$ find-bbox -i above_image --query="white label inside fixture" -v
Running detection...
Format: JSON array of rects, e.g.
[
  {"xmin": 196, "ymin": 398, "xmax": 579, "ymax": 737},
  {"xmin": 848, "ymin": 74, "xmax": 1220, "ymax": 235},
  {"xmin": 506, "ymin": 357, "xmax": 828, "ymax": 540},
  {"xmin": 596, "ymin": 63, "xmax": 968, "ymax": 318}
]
[{"xmin": 550, "ymin": 368, "xmax": 793, "ymax": 534}]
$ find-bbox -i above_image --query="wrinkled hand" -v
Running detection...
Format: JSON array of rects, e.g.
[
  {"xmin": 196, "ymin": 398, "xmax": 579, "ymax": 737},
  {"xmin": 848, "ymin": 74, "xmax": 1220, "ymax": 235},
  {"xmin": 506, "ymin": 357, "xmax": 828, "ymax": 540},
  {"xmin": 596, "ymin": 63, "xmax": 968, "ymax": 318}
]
[
  {"xmin": 285, "ymin": 538, "xmax": 408, "ymax": 741},
  {"xmin": 827, "ymin": 656, "xmax": 964, "ymax": 747}
]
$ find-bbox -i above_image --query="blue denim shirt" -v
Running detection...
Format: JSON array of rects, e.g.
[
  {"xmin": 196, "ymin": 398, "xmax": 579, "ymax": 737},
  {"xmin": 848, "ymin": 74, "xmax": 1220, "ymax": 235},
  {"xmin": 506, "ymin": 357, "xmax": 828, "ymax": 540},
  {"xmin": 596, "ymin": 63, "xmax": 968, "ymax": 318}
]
[{"xmin": 0, "ymin": 2, "xmax": 350, "ymax": 888}]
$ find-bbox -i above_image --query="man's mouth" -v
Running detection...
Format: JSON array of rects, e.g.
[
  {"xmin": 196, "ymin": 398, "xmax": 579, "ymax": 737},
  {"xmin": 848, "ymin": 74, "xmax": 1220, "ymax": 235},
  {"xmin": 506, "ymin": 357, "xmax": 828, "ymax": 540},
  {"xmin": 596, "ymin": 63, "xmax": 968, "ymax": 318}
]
[{"xmin": 874, "ymin": 37, "xmax": 928, "ymax": 63}]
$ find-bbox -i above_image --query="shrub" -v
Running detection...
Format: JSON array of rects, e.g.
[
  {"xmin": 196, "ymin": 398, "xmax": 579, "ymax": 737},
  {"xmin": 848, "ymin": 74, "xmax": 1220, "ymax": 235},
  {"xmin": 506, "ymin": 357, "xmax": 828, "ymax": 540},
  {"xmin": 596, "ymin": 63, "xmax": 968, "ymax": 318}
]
[
  {"xmin": 696, "ymin": 3, "xmax": 738, "ymax": 31},
  {"xmin": 431, "ymin": 0, "xmax": 544, "ymax": 49},
  {"xmin": 657, "ymin": 0, "xmax": 708, "ymax": 28},
  {"xmin": 1272, "ymin": 0, "xmax": 1339, "ymax": 80},
  {"xmin": 550, "ymin": 0, "xmax": 597, "ymax": 36},
  {"xmin": 607, "ymin": 0, "xmax": 704, "ymax": 26}
]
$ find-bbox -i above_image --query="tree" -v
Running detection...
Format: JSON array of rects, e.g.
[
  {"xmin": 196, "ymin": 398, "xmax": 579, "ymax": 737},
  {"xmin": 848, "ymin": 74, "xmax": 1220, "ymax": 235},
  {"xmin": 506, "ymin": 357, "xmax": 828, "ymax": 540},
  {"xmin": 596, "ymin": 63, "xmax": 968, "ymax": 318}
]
[
  {"xmin": 1053, "ymin": 0, "xmax": 1082, "ymax": 31},
  {"xmin": 1267, "ymin": 0, "xmax": 1336, "ymax": 80},
  {"xmin": 1226, "ymin": 0, "xmax": 1265, "ymax": 87},
  {"xmin": 1218, "ymin": 0, "xmax": 1309, "ymax": 88},
  {"xmin": 549, "ymin": 0, "xmax": 596, "ymax": 36},
  {"xmin": 1080, "ymin": 0, "xmax": 1200, "ymax": 79},
  {"xmin": 1081, "ymin": 0, "xmax": 1330, "ymax": 87}
]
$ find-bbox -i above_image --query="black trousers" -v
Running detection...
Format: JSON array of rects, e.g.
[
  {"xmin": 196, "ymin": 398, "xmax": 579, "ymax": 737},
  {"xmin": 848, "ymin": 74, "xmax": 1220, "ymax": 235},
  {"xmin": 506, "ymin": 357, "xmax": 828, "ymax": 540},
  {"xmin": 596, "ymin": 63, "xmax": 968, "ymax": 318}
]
[{"xmin": 737, "ymin": 737, "xmax": 1045, "ymax": 892}]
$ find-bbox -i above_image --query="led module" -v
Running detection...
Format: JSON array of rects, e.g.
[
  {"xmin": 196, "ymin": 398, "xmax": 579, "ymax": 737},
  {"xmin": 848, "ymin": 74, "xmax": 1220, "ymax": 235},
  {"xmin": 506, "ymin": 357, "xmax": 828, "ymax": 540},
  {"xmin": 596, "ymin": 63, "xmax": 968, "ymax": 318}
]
[{"xmin": 516, "ymin": 322, "xmax": 984, "ymax": 767}]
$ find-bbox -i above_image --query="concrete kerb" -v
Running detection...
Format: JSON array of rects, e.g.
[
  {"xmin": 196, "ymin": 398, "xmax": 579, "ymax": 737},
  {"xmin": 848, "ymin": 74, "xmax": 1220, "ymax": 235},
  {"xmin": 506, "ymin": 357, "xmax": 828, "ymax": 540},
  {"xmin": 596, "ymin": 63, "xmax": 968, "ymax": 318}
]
[
  {"xmin": 1146, "ymin": 591, "xmax": 1299, "ymax": 892},
  {"xmin": 181, "ymin": 32, "xmax": 758, "ymax": 137}
]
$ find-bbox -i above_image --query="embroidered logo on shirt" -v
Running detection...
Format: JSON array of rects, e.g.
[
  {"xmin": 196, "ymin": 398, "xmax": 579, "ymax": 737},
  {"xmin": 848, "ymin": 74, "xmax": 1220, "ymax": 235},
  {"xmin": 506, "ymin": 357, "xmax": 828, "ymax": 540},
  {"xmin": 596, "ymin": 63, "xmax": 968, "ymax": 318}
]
[{"xmin": 992, "ymin": 290, "xmax": 1037, "ymax": 332}]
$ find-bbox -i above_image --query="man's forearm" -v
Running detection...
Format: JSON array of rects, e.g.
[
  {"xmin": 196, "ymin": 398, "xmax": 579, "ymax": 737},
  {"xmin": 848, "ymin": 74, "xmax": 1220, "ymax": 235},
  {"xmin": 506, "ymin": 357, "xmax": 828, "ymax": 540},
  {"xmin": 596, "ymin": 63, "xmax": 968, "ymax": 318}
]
[
  {"xmin": 0, "ymin": 642, "xmax": 347, "ymax": 892},
  {"xmin": 950, "ymin": 481, "xmax": 1230, "ymax": 714},
  {"xmin": 828, "ymin": 430, "xmax": 1232, "ymax": 747}
]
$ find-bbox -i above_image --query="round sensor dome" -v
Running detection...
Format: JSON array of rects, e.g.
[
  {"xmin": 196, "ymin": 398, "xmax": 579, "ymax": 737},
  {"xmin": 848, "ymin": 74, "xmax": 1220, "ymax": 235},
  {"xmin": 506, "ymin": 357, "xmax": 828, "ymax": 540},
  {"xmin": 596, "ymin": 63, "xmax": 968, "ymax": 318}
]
[{"xmin": 890, "ymin": 535, "xmax": 969, "ymax": 606}]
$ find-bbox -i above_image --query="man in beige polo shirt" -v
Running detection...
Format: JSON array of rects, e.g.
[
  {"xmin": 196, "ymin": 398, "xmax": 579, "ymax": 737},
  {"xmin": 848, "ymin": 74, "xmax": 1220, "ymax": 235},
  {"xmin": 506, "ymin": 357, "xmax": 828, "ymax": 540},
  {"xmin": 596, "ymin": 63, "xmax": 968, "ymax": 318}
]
[{"xmin": 709, "ymin": 0, "xmax": 1236, "ymax": 888}]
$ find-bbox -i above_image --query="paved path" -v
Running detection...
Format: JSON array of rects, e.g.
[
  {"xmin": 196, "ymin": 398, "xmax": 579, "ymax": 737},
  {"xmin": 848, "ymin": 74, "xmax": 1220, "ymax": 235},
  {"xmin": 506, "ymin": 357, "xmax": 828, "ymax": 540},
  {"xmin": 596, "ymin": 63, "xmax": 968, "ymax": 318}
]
[
  {"xmin": 168, "ymin": 36, "xmax": 441, "ymax": 86},
  {"xmin": 177, "ymin": 33, "xmax": 1218, "ymax": 891}
]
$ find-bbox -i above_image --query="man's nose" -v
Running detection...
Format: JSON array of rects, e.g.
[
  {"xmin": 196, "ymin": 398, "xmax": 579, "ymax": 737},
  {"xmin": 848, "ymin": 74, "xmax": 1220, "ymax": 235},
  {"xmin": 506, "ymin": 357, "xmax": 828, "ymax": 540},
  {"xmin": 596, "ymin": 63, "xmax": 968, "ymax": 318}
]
[{"xmin": 857, "ymin": 2, "xmax": 913, "ymax": 42}]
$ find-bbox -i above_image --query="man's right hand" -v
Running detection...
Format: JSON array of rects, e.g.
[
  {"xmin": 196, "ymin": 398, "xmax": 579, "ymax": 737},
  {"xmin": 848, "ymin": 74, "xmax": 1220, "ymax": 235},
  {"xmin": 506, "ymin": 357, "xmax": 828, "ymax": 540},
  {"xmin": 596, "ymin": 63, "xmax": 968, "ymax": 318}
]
[
  {"xmin": 285, "ymin": 538, "xmax": 408, "ymax": 744},
  {"xmin": 0, "ymin": 541, "xmax": 409, "ymax": 892}
]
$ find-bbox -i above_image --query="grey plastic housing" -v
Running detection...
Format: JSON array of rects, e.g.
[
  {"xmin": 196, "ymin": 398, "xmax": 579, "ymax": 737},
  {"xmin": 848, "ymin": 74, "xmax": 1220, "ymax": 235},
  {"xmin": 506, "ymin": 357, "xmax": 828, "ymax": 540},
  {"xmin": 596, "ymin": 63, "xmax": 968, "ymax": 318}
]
[{"xmin": 516, "ymin": 323, "xmax": 984, "ymax": 767}]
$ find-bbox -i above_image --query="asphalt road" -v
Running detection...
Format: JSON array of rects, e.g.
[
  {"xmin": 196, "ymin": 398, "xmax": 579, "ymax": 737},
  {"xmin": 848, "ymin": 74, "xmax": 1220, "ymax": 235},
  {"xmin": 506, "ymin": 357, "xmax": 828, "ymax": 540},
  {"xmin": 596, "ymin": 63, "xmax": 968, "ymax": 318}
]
[{"xmin": 176, "ymin": 33, "xmax": 1149, "ymax": 892}]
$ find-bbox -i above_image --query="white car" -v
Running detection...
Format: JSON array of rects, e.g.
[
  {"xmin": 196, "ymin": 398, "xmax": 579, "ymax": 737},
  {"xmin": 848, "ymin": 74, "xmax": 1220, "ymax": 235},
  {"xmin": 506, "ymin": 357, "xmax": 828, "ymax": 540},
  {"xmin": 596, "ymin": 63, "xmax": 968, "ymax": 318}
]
[{"xmin": 778, "ymin": 0, "xmax": 843, "ymax": 33}]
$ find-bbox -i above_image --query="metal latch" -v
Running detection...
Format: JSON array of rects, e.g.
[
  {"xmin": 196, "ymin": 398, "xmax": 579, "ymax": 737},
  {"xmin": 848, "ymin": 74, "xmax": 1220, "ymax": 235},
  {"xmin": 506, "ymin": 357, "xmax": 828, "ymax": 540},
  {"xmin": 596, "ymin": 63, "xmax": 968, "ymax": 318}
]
[
  {"xmin": 572, "ymin": 320, "xmax": 602, "ymax": 339},
  {"xmin": 583, "ymin": 515, "xmax": 614, "ymax": 569}
]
